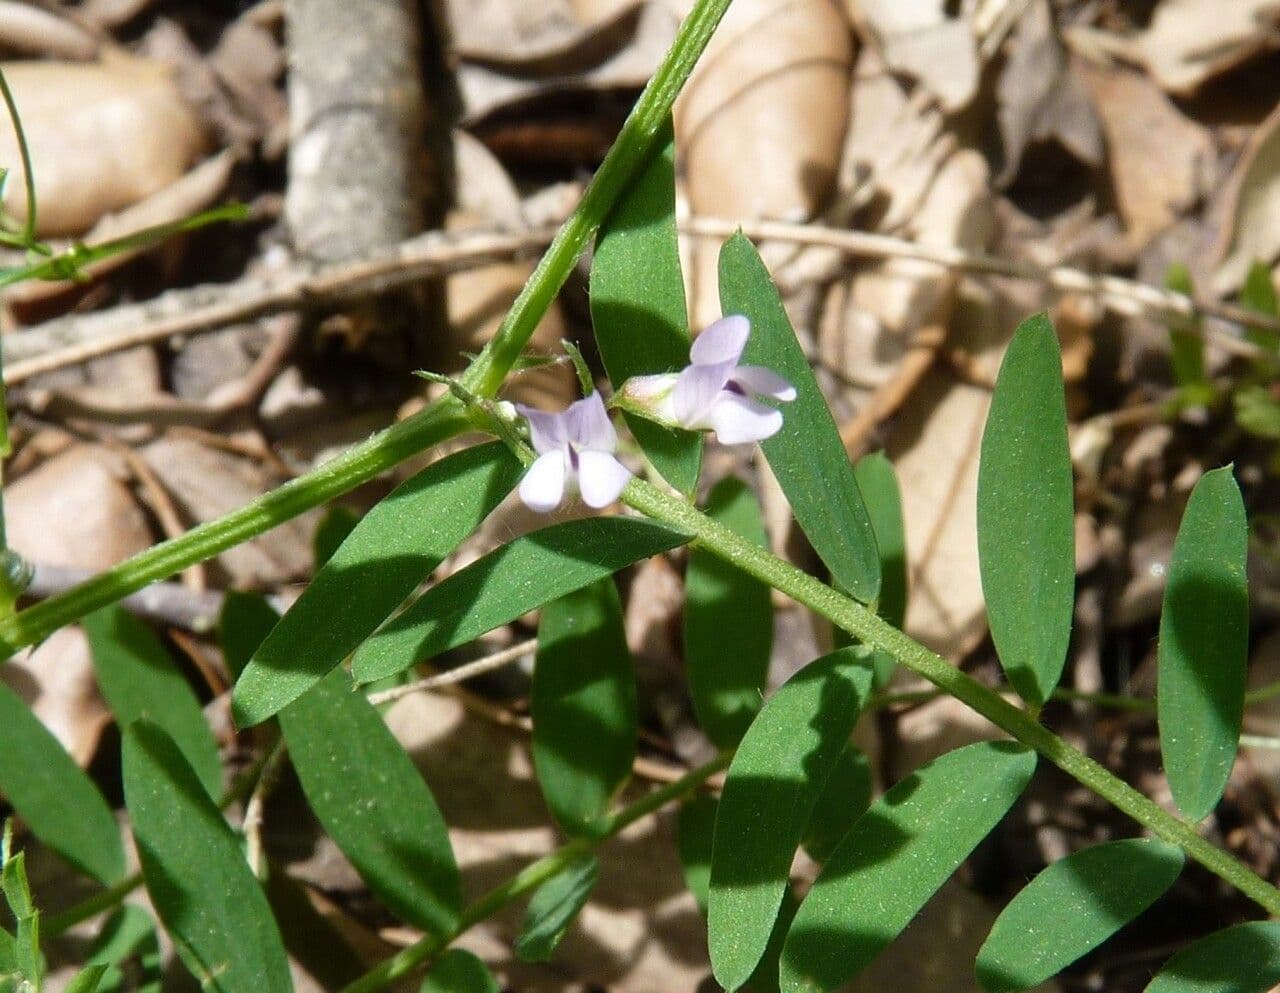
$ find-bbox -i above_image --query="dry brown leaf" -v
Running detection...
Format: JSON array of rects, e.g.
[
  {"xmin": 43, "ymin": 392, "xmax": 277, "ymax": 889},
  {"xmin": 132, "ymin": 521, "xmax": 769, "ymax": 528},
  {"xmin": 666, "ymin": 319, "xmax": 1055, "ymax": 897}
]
[
  {"xmin": 848, "ymin": 0, "xmax": 980, "ymax": 110},
  {"xmin": 0, "ymin": 2, "xmax": 98, "ymax": 61},
  {"xmin": 1213, "ymin": 101, "xmax": 1280, "ymax": 293},
  {"xmin": 0, "ymin": 55, "xmax": 205, "ymax": 236},
  {"xmin": 676, "ymin": 0, "xmax": 852, "ymax": 325},
  {"xmin": 449, "ymin": 1, "xmax": 678, "ymax": 124},
  {"xmin": 994, "ymin": 0, "xmax": 1102, "ymax": 187},
  {"xmin": 6, "ymin": 444, "xmax": 153, "ymax": 570},
  {"xmin": 1133, "ymin": 0, "xmax": 1280, "ymax": 96},
  {"xmin": 141, "ymin": 436, "xmax": 315, "ymax": 587},
  {"xmin": 1079, "ymin": 65, "xmax": 1212, "ymax": 250},
  {"xmin": 885, "ymin": 286, "xmax": 1008, "ymax": 660}
]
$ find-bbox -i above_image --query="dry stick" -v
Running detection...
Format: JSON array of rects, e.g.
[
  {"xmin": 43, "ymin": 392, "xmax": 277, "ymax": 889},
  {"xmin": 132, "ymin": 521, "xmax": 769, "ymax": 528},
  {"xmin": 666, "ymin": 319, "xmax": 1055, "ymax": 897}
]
[
  {"xmin": 685, "ymin": 216, "xmax": 1279, "ymax": 360},
  {"xmin": 2, "ymin": 226, "xmax": 558, "ymax": 384},
  {"xmin": 839, "ymin": 322, "xmax": 946, "ymax": 456},
  {"xmin": 367, "ymin": 638, "xmax": 539, "ymax": 705},
  {"xmin": 8, "ymin": 215, "xmax": 1274, "ymax": 385}
]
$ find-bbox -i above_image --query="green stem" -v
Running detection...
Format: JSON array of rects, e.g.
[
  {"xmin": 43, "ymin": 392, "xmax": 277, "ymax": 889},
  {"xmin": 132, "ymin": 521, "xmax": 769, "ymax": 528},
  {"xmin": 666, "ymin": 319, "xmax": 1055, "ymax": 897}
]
[
  {"xmin": 0, "ymin": 66, "xmax": 38, "ymax": 247},
  {"xmin": 0, "ymin": 399, "xmax": 469, "ymax": 656},
  {"xmin": 338, "ymin": 752, "xmax": 730, "ymax": 993},
  {"xmin": 0, "ymin": 0, "xmax": 735, "ymax": 659},
  {"xmin": 622, "ymin": 478, "xmax": 1280, "ymax": 917}
]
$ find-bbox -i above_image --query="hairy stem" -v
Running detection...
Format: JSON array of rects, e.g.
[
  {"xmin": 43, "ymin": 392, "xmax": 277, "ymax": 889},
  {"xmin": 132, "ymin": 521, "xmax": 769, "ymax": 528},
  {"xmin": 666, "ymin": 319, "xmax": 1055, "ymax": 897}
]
[
  {"xmin": 622, "ymin": 478, "xmax": 1280, "ymax": 917},
  {"xmin": 338, "ymin": 752, "xmax": 730, "ymax": 993}
]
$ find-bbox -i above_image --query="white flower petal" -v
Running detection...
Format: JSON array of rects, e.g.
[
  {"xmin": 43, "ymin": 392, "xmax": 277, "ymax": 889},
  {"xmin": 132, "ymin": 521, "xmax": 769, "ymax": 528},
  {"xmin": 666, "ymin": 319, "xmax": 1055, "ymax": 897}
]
[
  {"xmin": 690, "ymin": 315, "xmax": 750, "ymax": 366},
  {"xmin": 564, "ymin": 392, "xmax": 617, "ymax": 452},
  {"xmin": 516, "ymin": 404, "xmax": 567, "ymax": 454},
  {"xmin": 518, "ymin": 451, "xmax": 568, "ymax": 512},
  {"xmin": 672, "ymin": 360, "xmax": 735, "ymax": 428},
  {"xmin": 576, "ymin": 450, "xmax": 632, "ymax": 508},
  {"xmin": 733, "ymin": 365, "xmax": 796, "ymax": 402},
  {"xmin": 708, "ymin": 394, "xmax": 784, "ymax": 445}
]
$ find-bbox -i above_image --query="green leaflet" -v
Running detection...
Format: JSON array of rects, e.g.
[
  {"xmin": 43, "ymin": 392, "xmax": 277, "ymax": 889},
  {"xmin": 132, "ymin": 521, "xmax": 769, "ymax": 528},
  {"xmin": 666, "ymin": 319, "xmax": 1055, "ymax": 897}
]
[
  {"xmin": 312, "ymin": 505, "xmax": 361, "ymax": 568},
  {"xmin": 976, "ymin": 838, "xmax": 1184, "ymax": 993},
  {"xmin": 685, "ymin": 476, "xmax": 773, "ymax": 747},
  {"xmin": 87, "ymin": 906, "xmax": 162, "ymax": 993},
  {"xmin": 84, "ymin": 605, "xmax": 222, "ymax": 799},
  {"xmin": 278, "ymin": 669, "xmax": 461, "ymax": 936},
  {"xmin": 1145, "ymin": 922, "xmax": 1280, "ymax": 993},
  {"xmin": 852, "ymin": 451, "xmax": 908, "ymax": 688},
  {"xmin": 1241, "ymin": 260, "xmax": 1280, "ymax": 353},
  {"xmin": 64, "ymin": 965, "xmax": 109, "ymax": 993},
  {"xmin": 708, "ymin": 649, "xmax": 874, "ymax": 991},
  {"xmin": 718, "ymin": 233, "xmax": 881, "ymax": 604},
  {"xmin": 233, "ymin": 441, "xmax": 522, "ymax": 726},
  {"xmin": 420, "ymin": 949, "xmax": 500, "ymax": 993},
  {"xmin": 1165, "ymin": 263, "xmax": 1213, "ymax": 407},
  {"xmin": 800, "ymin": 743, "xmax": 872, "ymax": 863},
  {"xmin": 123, "ymin": 721, "xmax": 290, "ymax": 993},
  {"xmin": 218, "ymin": 592, "xmax": 280, "ymax": 680},
  {"xmin": 852, "ymin": 452, "xmax": 907, "ymax": 630},
  {"xmin": 781, "ymin": 741, "xmax": 1037, "ymax": 993},
  {"xmin": 591, "ymin": 116, "xmax": 701, "ymax": 492},
  {"xmin": 515, "ymin": 856, "xmax": 599, "ymax": 963},
  {"xmin": 677, "ymin": 794, "xmax": 717, "ymax": 914},
  {"xmin": 353, "ymin": 517, "xmax": 690, "ymax": 684},
  {"xmin": 0, "ymin": 682, "xmax": 123, "ymax": 884},
  {"xmin": 977, "ymin": 313, "xmax": 1075, "ymax": 707},
  {"xmin": 533, "ymin": 578, "xmax": 637, "ymax": 838},
  {"xmin": 1158, "ymin": 467, "xmax": 1249, "ymax": 822}
]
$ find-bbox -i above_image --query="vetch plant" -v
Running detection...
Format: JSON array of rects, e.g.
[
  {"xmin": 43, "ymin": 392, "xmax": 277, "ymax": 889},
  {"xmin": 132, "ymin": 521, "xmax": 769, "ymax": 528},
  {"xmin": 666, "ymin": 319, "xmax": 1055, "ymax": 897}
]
[{"xmin": 1, "ymin": 3, "xmax": 1279, "ymax": 993}]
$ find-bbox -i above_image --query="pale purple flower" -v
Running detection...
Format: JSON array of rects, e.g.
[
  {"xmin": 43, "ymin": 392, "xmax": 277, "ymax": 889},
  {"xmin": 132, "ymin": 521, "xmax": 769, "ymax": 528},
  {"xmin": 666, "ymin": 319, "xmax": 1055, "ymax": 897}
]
[
  {"xmin": 516, "ymin": 392, "xmax": 632, "ymax": 512},
  {"xmin": 624, "ymin": 315, "xmax": 796, "ymax": 444}
]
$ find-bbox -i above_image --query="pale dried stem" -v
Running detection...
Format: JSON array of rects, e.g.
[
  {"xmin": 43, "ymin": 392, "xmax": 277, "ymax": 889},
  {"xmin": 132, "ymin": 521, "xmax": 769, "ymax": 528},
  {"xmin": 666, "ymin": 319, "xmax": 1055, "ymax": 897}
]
[{"xmin": 8, "ymin": 213, "xmax": 1272, "ymax": 385}]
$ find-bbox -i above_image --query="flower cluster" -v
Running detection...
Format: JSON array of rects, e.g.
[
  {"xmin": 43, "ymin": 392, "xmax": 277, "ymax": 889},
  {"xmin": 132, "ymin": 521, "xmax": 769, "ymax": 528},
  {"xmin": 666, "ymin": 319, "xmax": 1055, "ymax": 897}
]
[{"xmin": 516, "ymin": 315, "xmax": 794, "ymax": 512}]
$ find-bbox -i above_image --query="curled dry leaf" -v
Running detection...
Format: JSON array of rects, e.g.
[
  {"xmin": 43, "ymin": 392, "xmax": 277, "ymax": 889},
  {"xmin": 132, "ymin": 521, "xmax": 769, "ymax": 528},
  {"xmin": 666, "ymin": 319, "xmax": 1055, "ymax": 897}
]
[
  {"xmin": 675, "ymin": 0, "xmax": 853, "ymax": 325},
  {"xmin": 0, "ymin": 55, "xmax": 206, "ymax": 236},
  {"xmin": 6, "ymin": 444, "xmax": 154, "ymax": 572},
  {"xmin": 141, "ymin": 437, "xmax": 316, "ymax": 587},
  {"xmin": 818, "ymin": 66, "xmax": 993, "ymax": 414},
  {"xmin": 994, "ymin": 0, "xmax": 1102, "ymax": 188},
  {"xmin": 1078, "ymin": 65, "xmax": 1213, "ymax": 251},
  {"xmin": 1213, "ymin": 102, "xmax": 1280, "ymax": 294},
  {"xmin": 847, "ymin": 0, "xmax": 980, "ymax": 111},
  {"xmin": 448, "ymin": 0, "xmax": 678, "ymax": 124},
  {"xmin": 1132, "ymin": 0, "xmax": 1280, "ymax": 96},
  {"xmin": 0, "ymin": 1, "xmax": 98, "ymax": 61}
]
